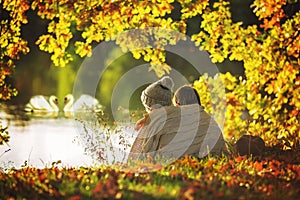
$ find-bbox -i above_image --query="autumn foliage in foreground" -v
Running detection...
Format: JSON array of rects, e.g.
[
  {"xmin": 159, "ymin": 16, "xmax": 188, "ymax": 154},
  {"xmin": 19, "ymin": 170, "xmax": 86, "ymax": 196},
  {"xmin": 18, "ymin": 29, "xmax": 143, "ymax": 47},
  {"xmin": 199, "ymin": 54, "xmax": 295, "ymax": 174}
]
[{"xmin": 1, "ymin": 149, "xmax": 300, "ymax": 199}]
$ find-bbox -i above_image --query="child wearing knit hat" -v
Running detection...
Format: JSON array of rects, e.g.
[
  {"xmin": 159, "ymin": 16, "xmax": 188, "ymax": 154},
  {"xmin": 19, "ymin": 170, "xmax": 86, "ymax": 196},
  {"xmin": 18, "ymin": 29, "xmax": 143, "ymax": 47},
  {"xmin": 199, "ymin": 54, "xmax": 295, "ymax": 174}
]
[
  {"xmin": 134, "ymin": 76, "xmax": 174, "ymax": 131},
  {"xmin": 141, "ymin": 76, "xmax": 174, "ymax": 111}
]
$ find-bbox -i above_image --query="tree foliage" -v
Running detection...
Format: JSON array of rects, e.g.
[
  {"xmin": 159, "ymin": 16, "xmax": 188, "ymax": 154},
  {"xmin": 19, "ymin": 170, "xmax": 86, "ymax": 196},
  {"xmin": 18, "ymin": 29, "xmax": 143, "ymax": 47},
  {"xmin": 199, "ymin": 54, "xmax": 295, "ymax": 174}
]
[
  {"xmin": 0, "ymin": 0, "xmax": 299, "ymax": 147},
  {"xmin": 0, "ymin": 0, "xmax": 30, "ymax": 100},
  {"xmin": 192, "ymin": 0, "xmax": 300, "ymax": 147},
  {"xmin": 0, "ymin": 123, "xmax": 9, "ymax": 145}
]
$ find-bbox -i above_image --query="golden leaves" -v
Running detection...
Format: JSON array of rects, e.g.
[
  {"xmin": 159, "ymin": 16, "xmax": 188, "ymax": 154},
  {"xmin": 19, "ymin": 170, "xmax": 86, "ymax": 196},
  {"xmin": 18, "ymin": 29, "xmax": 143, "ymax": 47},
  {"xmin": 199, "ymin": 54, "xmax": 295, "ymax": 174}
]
[
  {"xmin": 30, "ymin": 0, "xmax": 178, "ymax": 74},
  {"xmin": 74, "ymin": 42, "xmax": 92, "ymax": 57},
  {"xmin": 34, "ymin": 11, "xmax": 73, "ymax": 67},
  {"xmin": 0, "ymin": 0, "xmax": 30, "ymax": 100},
  {"xmin": 251, "ymin": 0, "xmax": 287, "ymax": 29},
  {"xmin": 187, "ymin": 0, "xmax": 300, "ymax": 147},
  {"xmin": 180, "ymin": 0, "xmax": 209, "ymax": 19},
  {"xmin": 2, "ymin": 0, "xmax": 30, "ymax": 24}
]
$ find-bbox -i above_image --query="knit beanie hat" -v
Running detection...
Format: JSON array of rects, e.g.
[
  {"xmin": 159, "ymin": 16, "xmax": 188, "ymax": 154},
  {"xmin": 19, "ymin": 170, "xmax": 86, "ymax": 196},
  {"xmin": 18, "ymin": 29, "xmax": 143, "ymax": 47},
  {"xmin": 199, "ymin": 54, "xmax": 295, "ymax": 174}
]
[
  {"xmin": 174, "ymin": 85, "xmax": 201, "ymax": 106},
  {"xmin": 141, "ymin": 76, "xmax": 174, "ymax": 109}
]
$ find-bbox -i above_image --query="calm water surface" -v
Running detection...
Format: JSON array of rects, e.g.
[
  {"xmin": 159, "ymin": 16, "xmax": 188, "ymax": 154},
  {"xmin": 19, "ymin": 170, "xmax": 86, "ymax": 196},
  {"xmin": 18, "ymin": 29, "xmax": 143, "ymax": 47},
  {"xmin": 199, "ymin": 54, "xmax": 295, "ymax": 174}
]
[{"xmin": 0, "ymin": 108, "xmax": 136, "ymax": 169}]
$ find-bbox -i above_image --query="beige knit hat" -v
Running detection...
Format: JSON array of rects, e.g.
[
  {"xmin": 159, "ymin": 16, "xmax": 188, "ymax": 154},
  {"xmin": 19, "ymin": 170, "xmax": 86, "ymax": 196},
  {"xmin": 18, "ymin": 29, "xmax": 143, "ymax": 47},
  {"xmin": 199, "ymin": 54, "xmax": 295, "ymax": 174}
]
[
  {"xmin": 141, "ymin": 76, "xmax": 174, "ymax": 109},
  {"xmin": 174, "ymin": 85, "xmax": 201, "ymax": 106}
]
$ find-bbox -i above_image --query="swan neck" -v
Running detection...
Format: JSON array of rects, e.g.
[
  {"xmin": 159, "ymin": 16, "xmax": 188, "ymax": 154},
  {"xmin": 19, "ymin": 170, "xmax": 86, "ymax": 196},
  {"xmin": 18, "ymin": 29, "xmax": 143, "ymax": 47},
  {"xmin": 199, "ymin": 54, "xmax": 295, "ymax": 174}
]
[
  {"xmin": 64, "ymin": 95, "xmax": 74, "ymax": 111},
  {"xmin": 49, "ymin": 98, "xmax": 59, "ymax": 112}
]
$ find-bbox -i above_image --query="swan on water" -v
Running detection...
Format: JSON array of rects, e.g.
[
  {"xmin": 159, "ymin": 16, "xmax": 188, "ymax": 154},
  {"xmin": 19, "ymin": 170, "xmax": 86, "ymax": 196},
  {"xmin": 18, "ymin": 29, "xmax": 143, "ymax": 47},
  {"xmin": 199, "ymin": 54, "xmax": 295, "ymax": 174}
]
[
  {"xmin": 63, "ymin": 94, "xmax": 103, "ymax": 118},
  {"xmin": 24, "ymin": 95, "xmax": 59, "ymax": 117}
]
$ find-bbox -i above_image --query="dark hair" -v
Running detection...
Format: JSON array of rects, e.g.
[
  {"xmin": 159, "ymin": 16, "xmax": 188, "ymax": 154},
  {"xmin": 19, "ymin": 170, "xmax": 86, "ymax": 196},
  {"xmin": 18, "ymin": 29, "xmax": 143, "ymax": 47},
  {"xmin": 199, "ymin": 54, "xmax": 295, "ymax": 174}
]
[
  {"xmin": 174, "ymin": 85, "xmax": 201, "ymax": 106},
  {"xmin": 193, "ymin": 88, "xmax": 201, "ymax": 105}
]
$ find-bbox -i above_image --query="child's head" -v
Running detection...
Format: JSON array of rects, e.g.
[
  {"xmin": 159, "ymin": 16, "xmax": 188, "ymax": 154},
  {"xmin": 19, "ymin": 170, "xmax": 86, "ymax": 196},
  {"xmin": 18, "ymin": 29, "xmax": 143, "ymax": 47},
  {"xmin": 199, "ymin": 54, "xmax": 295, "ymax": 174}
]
[
  {"xmin": 173, "ymin": 85, "xmax": 201, "ymax": 106},
  {"xmin": 141, "ymin": 76, "xmax": 174, "ymax": 113}
]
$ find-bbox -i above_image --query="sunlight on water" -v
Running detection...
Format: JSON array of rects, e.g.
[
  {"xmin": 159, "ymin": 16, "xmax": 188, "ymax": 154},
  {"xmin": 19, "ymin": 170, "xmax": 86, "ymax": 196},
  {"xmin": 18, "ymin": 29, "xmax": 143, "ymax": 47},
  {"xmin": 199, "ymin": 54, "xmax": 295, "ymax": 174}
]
[
  {"xmin": 0, "ymin": 106, "xmax": 139, "ymax": 170},
  {"xmin": 0, "ymin": 117, "xmax": 97, "ymax": 169}
]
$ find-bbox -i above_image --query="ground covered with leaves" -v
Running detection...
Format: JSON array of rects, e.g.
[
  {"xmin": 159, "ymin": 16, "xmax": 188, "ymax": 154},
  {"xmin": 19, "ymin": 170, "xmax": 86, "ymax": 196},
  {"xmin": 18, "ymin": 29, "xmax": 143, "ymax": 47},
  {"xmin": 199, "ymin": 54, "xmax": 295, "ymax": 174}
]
[{"xmin": 1, "ymin": 146, "xmax": 300, "ymax": 200}]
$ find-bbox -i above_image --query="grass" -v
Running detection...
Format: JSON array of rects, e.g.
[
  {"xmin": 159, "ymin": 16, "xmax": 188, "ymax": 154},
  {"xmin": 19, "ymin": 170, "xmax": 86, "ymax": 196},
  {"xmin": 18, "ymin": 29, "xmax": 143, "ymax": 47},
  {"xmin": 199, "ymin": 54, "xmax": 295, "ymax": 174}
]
[
  {"xmin": 1, "ymin": 146, "xmax": 300, "ymax": 199},
  {"xmin": 1, "ymin": 109, "xmax": 299, "ymax": 199}
]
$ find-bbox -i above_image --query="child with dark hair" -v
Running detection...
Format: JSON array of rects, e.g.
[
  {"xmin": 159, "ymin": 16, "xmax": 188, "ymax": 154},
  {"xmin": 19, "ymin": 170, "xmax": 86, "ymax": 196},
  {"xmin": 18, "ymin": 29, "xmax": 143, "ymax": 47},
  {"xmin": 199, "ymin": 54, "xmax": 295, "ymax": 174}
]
[{"xmin": 173, "ymin": 85, "xmax": 201, "ymax": 106}]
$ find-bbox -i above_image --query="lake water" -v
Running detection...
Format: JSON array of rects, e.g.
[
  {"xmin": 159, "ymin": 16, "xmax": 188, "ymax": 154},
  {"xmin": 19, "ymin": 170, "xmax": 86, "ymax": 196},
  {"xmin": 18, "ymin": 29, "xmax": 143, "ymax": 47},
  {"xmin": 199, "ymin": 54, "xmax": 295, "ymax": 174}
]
[{"xmin": 0, "ymin": 108, "xmax": 137, "ymax": 170}]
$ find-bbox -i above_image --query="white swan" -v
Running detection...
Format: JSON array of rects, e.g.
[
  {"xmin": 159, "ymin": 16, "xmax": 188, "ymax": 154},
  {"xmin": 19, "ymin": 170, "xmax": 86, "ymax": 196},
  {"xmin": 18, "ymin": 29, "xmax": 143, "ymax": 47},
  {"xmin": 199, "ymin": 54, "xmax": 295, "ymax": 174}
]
[
  {"xmin": 25, "ymin": 95, "xmax": 59, "ymax": 117},
  {"xmin": 63, "ymin": 94, "xmax": 103, "ymax": 118}
]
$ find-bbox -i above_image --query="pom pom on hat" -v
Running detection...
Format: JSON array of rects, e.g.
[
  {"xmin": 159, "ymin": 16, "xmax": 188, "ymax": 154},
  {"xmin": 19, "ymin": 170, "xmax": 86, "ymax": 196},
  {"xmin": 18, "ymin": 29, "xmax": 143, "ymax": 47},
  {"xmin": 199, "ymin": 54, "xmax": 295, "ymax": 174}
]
[{"xmin": 141, "ymin": 76, "xmax": 174, "ymax": 109}]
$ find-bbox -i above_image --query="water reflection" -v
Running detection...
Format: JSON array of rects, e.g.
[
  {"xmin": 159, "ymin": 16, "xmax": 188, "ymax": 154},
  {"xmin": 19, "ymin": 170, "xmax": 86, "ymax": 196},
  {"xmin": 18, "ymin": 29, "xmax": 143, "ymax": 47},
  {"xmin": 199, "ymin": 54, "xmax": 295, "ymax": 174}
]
[
  {"xmin": 0, "ymin": 105, "xmax": 135, "ymax": 170},
  {"xmin": 0, "ymin": 116, "xmax": 96, "ymax": 169}
]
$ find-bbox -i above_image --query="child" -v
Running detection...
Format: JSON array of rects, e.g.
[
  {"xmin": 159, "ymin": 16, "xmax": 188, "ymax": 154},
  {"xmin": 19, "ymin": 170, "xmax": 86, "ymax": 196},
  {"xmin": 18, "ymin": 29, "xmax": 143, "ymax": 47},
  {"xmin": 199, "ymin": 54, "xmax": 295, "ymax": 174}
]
[
  {"xmin": 134, "ymin": 76, "xmax": 174, "ymax": 131},
  {"xmin": 173, "ymin": 85, "xmax": 201, "ymax": 106},
  {"xmin": 129, "ymin": 83, "xmax": 228, "ymax": 162}
]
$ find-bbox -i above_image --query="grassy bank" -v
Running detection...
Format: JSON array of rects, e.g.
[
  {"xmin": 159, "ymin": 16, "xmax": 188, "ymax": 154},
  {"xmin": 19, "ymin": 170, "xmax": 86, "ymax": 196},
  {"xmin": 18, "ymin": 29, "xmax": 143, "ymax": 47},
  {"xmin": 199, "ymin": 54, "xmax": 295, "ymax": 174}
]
[{"xmin": 1, "ymin": 146, "xmax": 300, "ymax": 199}]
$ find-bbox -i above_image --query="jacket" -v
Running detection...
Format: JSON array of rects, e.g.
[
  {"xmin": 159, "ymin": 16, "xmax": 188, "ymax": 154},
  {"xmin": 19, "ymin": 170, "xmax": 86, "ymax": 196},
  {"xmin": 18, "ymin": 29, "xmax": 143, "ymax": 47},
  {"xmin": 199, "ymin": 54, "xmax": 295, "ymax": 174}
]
[{"xmin": 129, "ymin": 104, "xmax": 228, "ymax": 162}]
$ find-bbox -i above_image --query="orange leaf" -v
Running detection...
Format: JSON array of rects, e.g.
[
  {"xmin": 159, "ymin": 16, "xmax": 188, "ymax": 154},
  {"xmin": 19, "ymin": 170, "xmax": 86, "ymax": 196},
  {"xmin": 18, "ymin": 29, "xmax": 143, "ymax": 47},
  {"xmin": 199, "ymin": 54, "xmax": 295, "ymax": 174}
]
[{"xmin": 253, "ymin": 161, "xmax": 263, "ymax": 171}]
